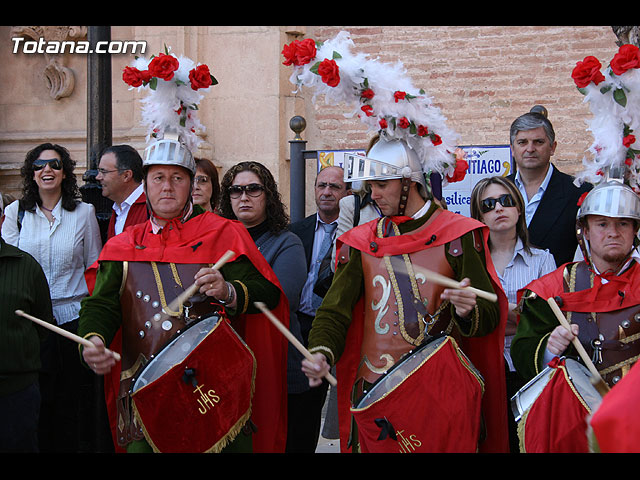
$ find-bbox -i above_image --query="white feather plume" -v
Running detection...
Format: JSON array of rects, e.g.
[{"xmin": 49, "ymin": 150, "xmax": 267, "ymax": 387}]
[{"xmin": 286, "ymin": 31, "xmax": 462, "ymax": 184}]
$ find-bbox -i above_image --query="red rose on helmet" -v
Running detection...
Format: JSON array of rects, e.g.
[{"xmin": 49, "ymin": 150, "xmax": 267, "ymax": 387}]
[
  {"xmin": 148, "ymin": 53, "xmax": 179, "ymax": 81},
  {"xmin": 571, "ymin": 56, "xmax": 605, "ymax": 88},
  {"xmin": 379, "ymin": 118, "xmax": 388, "ymax": 129},
  {"xmin": 394, "ymin": 91, "xmax": 406, "ymax": 103},
  {"xmin": 623, "ymin": 134, "xmax": 636, "ymax": 148},
  {"xmin": 610, "ymin": 44, "xmax": 640, "ymax": 76},
  {"xmin": 318, "ymin": 59, "xmax": 340, "ymax": 87},
  {"xmin": 122, "ymin": 66, "xmax": 151, "ymax": 87},
  {"xmin": 446, "ymin": 158, "xmax": 468, "ymax": 183},
  {"xmin": 282, "ymin": 38, "xmax": 317, "ymax": 66},
  {"xmin": 417, "ymin": 125, "xmax": 429, "ymax": 137},
  {"xmin": 361, "ymin": 88, "xmax": 375, "ymax": 100},
  {"xmin": 189, "ymin": 64, "xmax": 213, "ymax": 90},
  {"xmin": 361, "ymin": 105, "xmax": 374, "ymax": 117},
  {"xmin": 398, "ymin": 117, "xmax": 410, "ymax": 129}
]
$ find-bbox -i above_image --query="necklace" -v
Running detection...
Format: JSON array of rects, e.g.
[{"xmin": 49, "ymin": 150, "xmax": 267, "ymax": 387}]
[{"xmin": 40, "ymin": 204, "xmax": 54, "ymax": 212}]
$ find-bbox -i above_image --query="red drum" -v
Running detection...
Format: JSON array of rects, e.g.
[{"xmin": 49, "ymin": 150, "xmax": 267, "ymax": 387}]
[
  {"xmin": 510, "ymin": 357, "xmax": 602, "ymax": 453},
  {"xmin": 350, "ymin": 335, "xmax": 485, "ymax": 453},
  {"xmin": 130, "ymin": 314, "xmax": 256, "ymax": 453}
]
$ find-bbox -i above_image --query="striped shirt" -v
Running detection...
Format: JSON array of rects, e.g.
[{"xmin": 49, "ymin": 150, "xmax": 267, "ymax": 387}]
[{"xmin": 497, "ymin": 238, "xmax": 556, "ymax": 370}]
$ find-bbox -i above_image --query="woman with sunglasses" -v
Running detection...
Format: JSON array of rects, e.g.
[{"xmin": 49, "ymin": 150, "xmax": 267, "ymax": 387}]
[
  {"xmin": 470, "ymin": 175, "xmax": 555, "ymax": 452},
  {"xmin": 192, "ymin": 158, "xmax": 220, "ymax": 212},
  {"xmin": 219, "ymin": 161, "xmax": 310, "ymax": 452},
  {"xmin": 1, "ymin": 143, "xmax": 102, "ymax": 452}
]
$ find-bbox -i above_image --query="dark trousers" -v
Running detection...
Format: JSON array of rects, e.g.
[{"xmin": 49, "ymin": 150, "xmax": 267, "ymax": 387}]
[
  {"xmin": 0, "ymin": 382, "xmax": 41, "ymax": 452},
  {"xmin": 38, "ymin": 319, "xmax": 113, "ymax": 453},
  {"xmin": 286, "ymin": 381, "xmax": 329, "ymax": 453},
  {"xmin": 505, "ymin": 364, "xmax": 526, "ymax": 453},
  {"xmin": 286, "ymin": 311, "xmax": 330, "ymax": 453}
]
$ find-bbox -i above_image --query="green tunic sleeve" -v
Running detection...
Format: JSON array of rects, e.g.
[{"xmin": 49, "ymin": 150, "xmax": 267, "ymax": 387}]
[{"xmin": 511, "ymin": 292, "xmax": 575, "ymax": 381}]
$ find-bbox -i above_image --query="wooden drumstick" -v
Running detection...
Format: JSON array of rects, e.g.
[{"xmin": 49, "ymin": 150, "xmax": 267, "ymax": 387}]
[
  {"xmin": 413, "ymin": 265, "xmax": 498, "ymax": 303},
  {"xmin": 546, "ymin": 297, "xmax": 610, "ymax": 396},
  {"xmin": 254, "ymin": 302, "xmax": 337, "ymax": 387},
  {"xmin": 15, "ymin": 309, "xmax": 121, "ymax": 362},
  {"xmin": 164, "ymin": 250, "xmax": 235, "ymax": 314}
]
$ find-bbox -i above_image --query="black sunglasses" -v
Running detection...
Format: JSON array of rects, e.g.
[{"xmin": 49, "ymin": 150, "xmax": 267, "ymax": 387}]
[
  {"xmin": 228, "ymin": 183, "xmax": 264, "ymax": 199},
  {"xmin": 480, "ymin": 193, "xmax": 516, "ymax": 213},
  {"xmin": 33, "ymin": 158, "xmax": 63, "ymax": 171}
]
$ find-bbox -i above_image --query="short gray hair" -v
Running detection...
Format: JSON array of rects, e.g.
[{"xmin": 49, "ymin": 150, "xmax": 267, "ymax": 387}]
[{"xmin": 509, "ymin": 112, "xmax": 555, "ymax": 146}]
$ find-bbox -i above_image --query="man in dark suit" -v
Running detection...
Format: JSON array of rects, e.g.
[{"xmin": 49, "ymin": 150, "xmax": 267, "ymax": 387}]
[
  {"xmin": 507, "ymin": 109, "xmax": 592, "ymax": 267},
  {"xmin": 97, "ymin": 145, "xmax": 149, "ymax": 240},
  {"xmin": 289, "ymin": 165, "xmax": 349, "ymax": 452}
]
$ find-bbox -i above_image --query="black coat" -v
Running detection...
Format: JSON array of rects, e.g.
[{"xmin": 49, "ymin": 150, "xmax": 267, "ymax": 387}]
[{"xmin": 508, "ymin": 164, "xmax": 592, "ymax": 267}]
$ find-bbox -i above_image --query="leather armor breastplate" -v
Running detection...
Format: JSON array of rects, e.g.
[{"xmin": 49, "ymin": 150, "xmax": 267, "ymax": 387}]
[
  {"xmin": 116, "ymin": 260, "xmax": 217, "ymax": 446},
  {"xmin": 356, "ymin": 217, "xmax": 457, "ymax": 387},
  {"xmin": 565, "ymin": 262, "xmax": 640, "ymax": 387}
]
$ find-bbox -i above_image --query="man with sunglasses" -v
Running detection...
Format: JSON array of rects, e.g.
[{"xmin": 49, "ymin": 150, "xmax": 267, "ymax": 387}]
[
  {"xmin": 77, "ymin": 133, "xmax": 290, "ymax": 453},
  {"xmin": 301, "ymin": 138, "xmax": 510, "ymax": 453},
  {"xmin": 97, "ymin": 145, "xmax": 148, "ymax": 239},
  {"xmin": 507, "ymin": 108, "xmax": 592, "ymax": 267}
]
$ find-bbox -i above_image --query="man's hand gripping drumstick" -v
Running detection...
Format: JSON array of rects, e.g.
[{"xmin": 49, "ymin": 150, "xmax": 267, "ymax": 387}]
[{"xmin": 254, "ymin": 302, "xmax": 337, "ymax": 387}]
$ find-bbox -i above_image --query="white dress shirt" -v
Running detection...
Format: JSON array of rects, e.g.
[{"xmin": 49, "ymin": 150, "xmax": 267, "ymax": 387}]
[
  {"xmin": 513, "ymin": 164, "xmax": 554, "ymax": 226},
  {"xmin": 112, "ymin": 183, "xmax": 144, "ymax": 236},
  {"xmin": 1, "ymin": 199, "xmax": 102, "ymax": 325}
]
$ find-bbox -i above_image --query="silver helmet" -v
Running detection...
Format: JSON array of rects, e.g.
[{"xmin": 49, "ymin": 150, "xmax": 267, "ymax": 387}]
[
  {"xmin": 577, "ymin": 179, "xmax": 640, "ymax": 223},
  {"xmin": 344, "ymin": 139, "xmax": 428, "ymax": 193},
  {"xmin": 143, "ymin": 130, "xmax": 195, "ymax": 175}
]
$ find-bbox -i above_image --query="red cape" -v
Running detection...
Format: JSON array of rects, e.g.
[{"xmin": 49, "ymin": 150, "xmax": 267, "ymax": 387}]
[
  {"xmin": 524, "ymin": 261, "xmax": 640, "ymax": 313},
  {"xmin": 87, "ymin": 212, "xmax": 289, "ymax": 453},
  {"xmin": 590, "ymin": 357, "xmax": 640, "ymax": 452},
  {"xmin": 334, "ymin": 210, "xmax": 509, "ymax": 453}
]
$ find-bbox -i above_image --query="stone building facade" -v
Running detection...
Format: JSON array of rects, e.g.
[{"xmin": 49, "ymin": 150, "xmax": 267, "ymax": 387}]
[{"xmin": 0, "ymin": 25, "xmax": 622, "ymax": 215}]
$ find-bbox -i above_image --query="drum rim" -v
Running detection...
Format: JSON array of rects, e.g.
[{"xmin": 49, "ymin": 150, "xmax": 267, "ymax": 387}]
[
  {"xmin": 130, "ymin": 313, "xmax": 222, "ymax": 395},
  {"xmin": 351, "ymin": 334, "xmax": 455, "ymax": 412}
]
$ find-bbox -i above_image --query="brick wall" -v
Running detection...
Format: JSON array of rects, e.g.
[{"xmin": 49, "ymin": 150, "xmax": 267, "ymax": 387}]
[{"xmin": 302, "ymin": 26, "xmax": 620, "ymax": 176}]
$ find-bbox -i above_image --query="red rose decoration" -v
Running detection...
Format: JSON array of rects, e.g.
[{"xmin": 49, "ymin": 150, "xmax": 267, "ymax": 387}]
[
  {"xmin": 122, "ymin": 66, "xmax": 151, "ymax": 87},
  {"xmin": 571, "ymin": 56, "xmax": 605, "ymax": 88},
  {"xmin": 189, "ymin": 64, "xmax": 213, "ymax": 90},
  {"xmin": 417, "ymin": 125, "xmax": 429, "ymax": 137},
  {"xmin": 317, "ymin": 59, "xmax": 340, "ymax": 87},
  {"xmin": 623, "ymin": 134, "xmax": 636, "ymax": 148},
  {"xmin": 282, "ymin": 38, "xmax": 317, "ymax": 66},
  {"xmin": 577, "ymin": 192, "xmax": 589, "ymax": 207},
  {"xmin": 625, "ymin": 157, "xmax": 634, "ymax": 166},
  {"xmin": 394, "ymin": 91, "xmax": 407, "ymax": 103},
  {"xmin": 431, "ymin": 134, "xmax": 443, "ymax": 146},
  {"xmin": 610, "ymin": 44, "xmax": 640, "ymax": 76},
  {"xmin": 398, "ymin": 117, "xmax": 410, "ymax": 129},
  {"xmin": 148, "ymin": 53, "xmax": 180, "ymax": 81},
  {"xmin": 379, "ymin": 118, "xmax": 388, "ymax": 129},
  {"xmin": 446, "ymin": 158, "xmax": 468, "ymax": 183},
  {"xmin": 361, "ymin": 88, "xmax": 375, "ymax": 99},
  {"xmin": 361, "ymin": 105, "xmax": 374, "ymax": 117}
]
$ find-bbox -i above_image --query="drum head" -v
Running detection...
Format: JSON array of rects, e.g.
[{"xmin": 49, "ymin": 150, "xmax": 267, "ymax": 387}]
[
  {"xmin": 131, "ymin": 316, "xmax": 256, "ymax": 453},
  {"xmin": 351, "ymin": 335, "xmax": 485, "ymax": 453},
  {"xmin": 132, "ymin": 315, "xmax": 220, "ymax": 393}
]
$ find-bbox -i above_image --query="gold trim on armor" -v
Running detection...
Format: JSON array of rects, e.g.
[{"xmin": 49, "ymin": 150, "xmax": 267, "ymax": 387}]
[
  {"xmin": 151, "ymin": 261, "xmax": 184, "ymax": 317},
  {"xmin": 376, "ymin": 219, "xmax": 430, "ymax": 346},
  {"xmin": 120, "ymin": 261, "xmax": 129, "ymax": 296},
  {"xmin": 363, "ymin": 353, "xmax": 395, "ymax": 374}
]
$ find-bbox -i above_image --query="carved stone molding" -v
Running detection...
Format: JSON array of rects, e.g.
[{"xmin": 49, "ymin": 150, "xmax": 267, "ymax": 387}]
[{"xmin": 10, "ymin": 26, "xmax": 87, "ymax": 100}]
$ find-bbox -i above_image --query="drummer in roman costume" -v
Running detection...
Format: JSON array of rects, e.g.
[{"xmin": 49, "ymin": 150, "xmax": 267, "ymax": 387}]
[
  {"xmin": 511, "ymin": 44, "xmax": 640, "ymax": 453},
  {"xmin": 284, "ymin": 31, "xmax": 510, "ymax": 453},
  {"xmin": 78, "ymin": 49, "xmax": 289, "ymax": 453}
]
